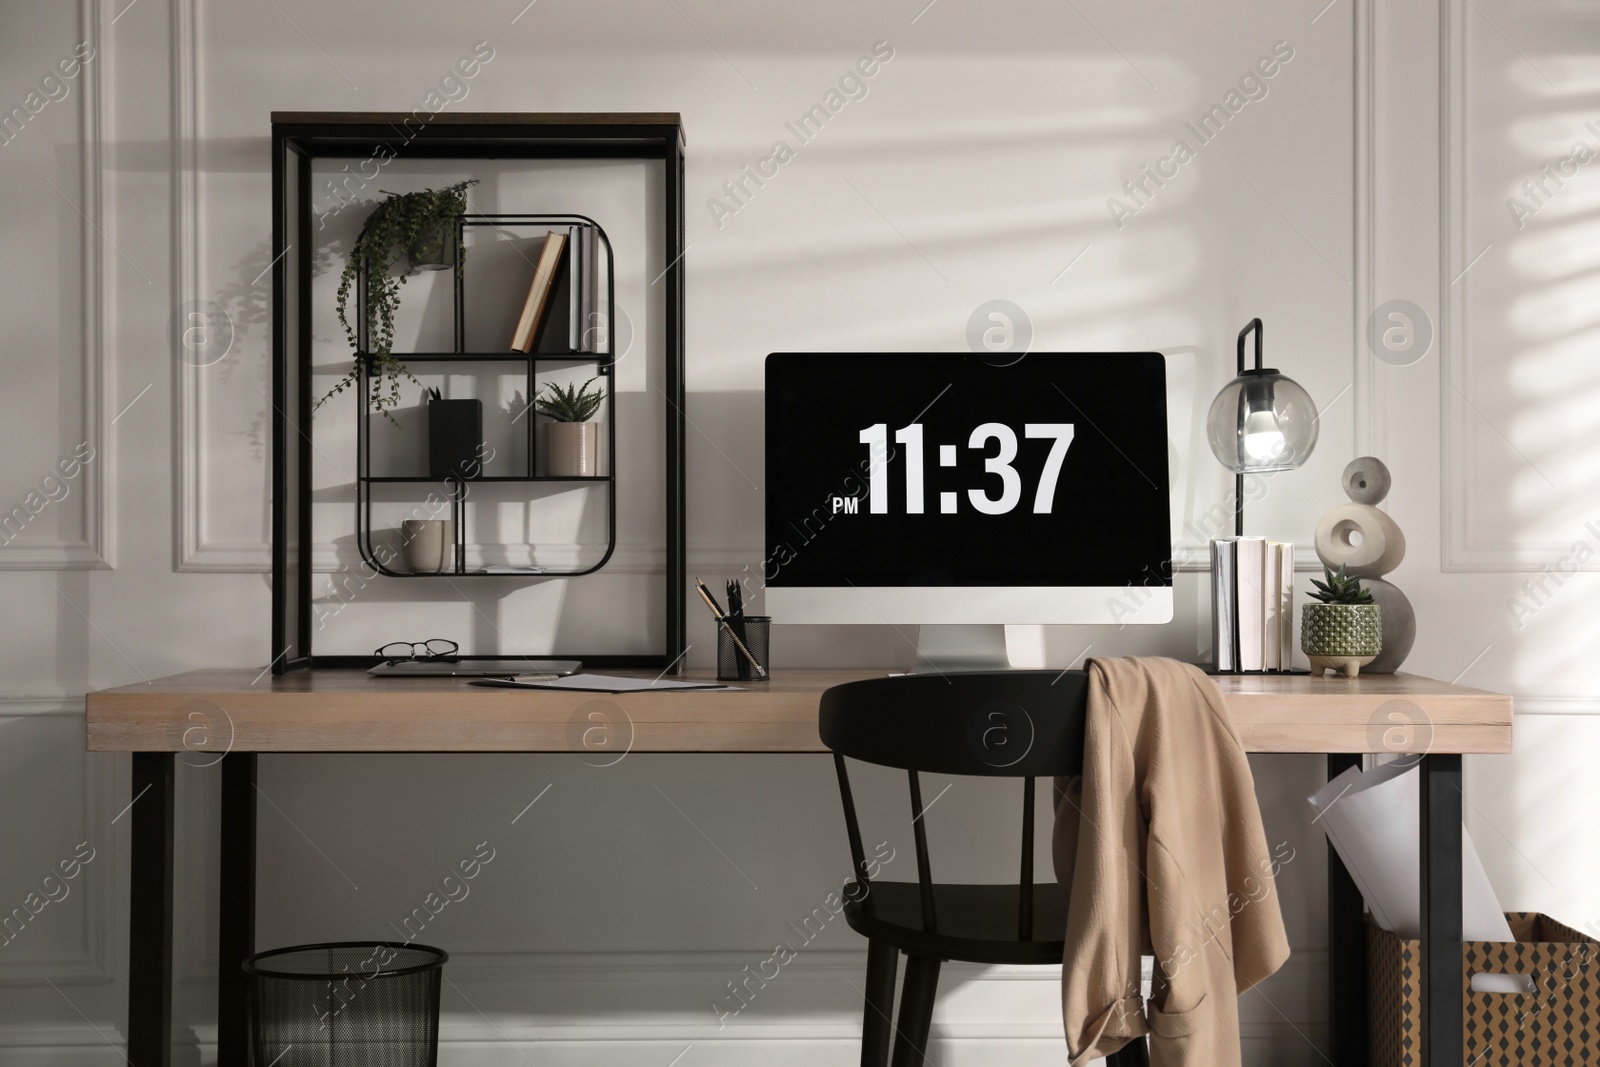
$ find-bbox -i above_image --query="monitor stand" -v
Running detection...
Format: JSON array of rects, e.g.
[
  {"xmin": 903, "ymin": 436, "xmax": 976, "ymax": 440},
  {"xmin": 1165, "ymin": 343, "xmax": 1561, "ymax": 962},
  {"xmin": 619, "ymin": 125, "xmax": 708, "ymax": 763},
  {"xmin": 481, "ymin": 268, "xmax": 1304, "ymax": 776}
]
[{"xmin": 912, "ymin": 624, "xmax": 1013, "ymax": 673}]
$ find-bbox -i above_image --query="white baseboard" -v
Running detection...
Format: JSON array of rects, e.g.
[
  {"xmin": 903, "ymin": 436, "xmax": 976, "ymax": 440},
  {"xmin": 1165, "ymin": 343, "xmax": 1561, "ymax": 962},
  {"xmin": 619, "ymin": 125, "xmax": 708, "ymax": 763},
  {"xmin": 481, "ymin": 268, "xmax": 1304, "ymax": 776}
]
[
  {"xmin": 0, "ymin": 1033, "xmax": 1331, "ymax": 1067},
  {"xmin": 0, "ymin": 1038, "xmax": 1323, "ymax": 1067},
  {"xmin": 0, "ymin": 948, "xmax": 1326, "ymax": 1063},
  {"xmin": 1512, "ymin": 695, "xmax": 1600, "ymax": 716}
]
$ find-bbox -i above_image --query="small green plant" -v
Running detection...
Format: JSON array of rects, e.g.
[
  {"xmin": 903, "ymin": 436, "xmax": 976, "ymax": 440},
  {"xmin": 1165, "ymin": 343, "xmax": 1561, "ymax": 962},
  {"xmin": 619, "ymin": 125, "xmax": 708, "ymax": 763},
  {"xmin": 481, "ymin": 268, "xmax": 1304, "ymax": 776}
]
[
  {"xmin": 534, "ymin": 377, "xmax": 605, "ymax": 423},
  {"xmin": 1308, "ymin": 564, "xmax": 1374, "ymax": 605},
  {"xmin": 321, "ymin": 180, "xmax": 478, "ymax": 421}
]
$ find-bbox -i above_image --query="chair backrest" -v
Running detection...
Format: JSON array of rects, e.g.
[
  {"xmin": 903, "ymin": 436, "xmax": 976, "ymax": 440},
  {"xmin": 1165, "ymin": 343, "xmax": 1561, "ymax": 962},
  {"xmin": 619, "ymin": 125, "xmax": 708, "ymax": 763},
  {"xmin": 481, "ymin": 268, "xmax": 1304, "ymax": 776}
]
[{"xmin": 818, "ymin": 670, "xmax": 1090, "ymax": 939}]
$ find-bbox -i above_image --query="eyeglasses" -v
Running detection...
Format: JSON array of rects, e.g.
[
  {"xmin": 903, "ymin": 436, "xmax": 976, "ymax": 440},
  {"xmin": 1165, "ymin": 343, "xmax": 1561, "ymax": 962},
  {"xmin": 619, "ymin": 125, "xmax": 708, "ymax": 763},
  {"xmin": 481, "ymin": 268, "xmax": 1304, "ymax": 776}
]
[{"xmin": 375, "ymin": 639, "xmax": 460, "ymax": 664}]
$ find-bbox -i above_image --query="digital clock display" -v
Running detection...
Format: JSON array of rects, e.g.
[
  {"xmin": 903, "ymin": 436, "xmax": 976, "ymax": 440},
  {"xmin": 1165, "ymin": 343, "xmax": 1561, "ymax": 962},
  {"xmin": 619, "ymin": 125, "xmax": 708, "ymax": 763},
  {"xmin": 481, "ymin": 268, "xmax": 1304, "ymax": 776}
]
[{"xmin": 765, "ymin": 352, "xmax": 1171, "ymax": 588}]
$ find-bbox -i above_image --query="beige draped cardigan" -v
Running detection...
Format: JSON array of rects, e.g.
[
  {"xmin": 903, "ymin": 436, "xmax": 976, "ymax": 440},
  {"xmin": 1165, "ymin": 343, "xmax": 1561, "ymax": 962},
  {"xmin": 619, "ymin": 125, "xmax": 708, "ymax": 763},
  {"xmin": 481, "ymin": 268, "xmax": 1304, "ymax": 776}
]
[{"xmin": 1053, "ymin": 657, "xmax": 1291, "ymax": 1065}]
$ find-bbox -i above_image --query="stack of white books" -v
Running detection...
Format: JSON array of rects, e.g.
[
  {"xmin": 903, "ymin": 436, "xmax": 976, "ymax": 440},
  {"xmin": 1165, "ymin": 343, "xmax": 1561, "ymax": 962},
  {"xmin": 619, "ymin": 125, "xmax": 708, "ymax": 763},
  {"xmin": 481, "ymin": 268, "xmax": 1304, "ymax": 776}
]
[{"xmin": 1210, "ymin": 537, "xmax": 1295, "ymax": 672}]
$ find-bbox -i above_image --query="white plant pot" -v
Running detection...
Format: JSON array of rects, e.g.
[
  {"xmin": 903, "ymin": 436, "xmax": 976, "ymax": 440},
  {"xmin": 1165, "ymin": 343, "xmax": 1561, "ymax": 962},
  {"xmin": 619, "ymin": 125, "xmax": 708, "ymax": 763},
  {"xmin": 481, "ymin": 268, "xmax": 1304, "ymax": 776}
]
[
  {"xmin": 400, "ymin": 519, "xmax": 450, "ymax": 574},
  {"xmin": 547, "ymin": 422, "xmax": 599, "ymax": 477}
]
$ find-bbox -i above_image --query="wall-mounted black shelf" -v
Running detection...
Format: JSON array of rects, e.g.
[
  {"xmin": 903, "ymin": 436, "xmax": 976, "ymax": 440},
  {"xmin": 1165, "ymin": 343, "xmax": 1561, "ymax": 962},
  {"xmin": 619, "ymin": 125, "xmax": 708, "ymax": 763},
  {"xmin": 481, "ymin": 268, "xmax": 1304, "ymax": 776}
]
[
  {"xmin": 354, "ymin": 211, "xmax": 620, "ymax": 582},
  {"xmin": 270, "ymin": 112, "xmax": 687, "ymax": 675}
]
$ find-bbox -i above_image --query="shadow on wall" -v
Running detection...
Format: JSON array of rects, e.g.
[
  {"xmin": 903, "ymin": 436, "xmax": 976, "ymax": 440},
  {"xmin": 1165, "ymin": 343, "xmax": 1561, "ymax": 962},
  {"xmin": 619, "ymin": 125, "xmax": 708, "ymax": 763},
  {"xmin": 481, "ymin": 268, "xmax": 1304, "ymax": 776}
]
[{"xmin": 1464, "ymin": 37, "xmax": 1600, "ymax": 925}]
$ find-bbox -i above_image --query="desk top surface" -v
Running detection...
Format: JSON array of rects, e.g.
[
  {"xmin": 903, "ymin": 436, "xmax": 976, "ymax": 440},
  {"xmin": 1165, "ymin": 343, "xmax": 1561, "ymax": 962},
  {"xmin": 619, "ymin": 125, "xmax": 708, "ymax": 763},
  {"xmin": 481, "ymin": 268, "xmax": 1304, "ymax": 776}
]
[{"xmin": 85, "ymin": 668, "xmax": 1513, "ymax": 756}]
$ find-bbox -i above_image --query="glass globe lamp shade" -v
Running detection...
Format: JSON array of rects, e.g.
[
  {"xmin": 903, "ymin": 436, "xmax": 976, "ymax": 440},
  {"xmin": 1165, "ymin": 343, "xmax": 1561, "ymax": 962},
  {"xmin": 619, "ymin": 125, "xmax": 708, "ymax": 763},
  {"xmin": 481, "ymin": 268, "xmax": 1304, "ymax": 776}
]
[{"xmin": 1206, "ymin": 370, "xmax": 1319, "ymax": 474}]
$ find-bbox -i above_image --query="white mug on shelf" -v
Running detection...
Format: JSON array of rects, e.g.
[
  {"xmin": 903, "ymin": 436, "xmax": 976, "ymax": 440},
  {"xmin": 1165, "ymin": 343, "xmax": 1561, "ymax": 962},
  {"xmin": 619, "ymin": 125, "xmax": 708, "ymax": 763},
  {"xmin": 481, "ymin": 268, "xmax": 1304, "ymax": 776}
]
[{"xmin": 400, "ymin": 519, "xmax": 450, "ymax": 574}]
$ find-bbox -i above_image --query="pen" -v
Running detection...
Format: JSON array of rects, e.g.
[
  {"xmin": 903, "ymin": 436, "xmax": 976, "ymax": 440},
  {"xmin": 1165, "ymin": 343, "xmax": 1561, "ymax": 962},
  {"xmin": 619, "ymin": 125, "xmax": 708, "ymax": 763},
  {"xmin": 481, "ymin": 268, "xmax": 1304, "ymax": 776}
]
[
  {"xmin": 695, "ymin": 578, "xmax": 767, "ymax": 679},
  {"xmin": 697, "ymin": 576, "xmax": 728, "ymax": 618},
  {"xmin": 725, "ymin": 580, "xmax": 748, "ymax": 660}
]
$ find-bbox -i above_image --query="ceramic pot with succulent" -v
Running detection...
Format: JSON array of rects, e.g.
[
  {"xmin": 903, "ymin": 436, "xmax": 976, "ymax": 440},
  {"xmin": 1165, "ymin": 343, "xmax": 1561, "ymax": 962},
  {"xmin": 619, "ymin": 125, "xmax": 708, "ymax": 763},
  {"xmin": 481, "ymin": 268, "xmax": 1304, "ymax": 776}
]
[
  {"xmin": 1302, "ymin": 565, "xmax": 1383, "ymax": 678},
  {"xmin": 537, "ymin": 377, "xmax": 604, "ymax": 477},
  {"xmin": 319, "ymin": 180, "xmax": 478, "ymax": 422}
]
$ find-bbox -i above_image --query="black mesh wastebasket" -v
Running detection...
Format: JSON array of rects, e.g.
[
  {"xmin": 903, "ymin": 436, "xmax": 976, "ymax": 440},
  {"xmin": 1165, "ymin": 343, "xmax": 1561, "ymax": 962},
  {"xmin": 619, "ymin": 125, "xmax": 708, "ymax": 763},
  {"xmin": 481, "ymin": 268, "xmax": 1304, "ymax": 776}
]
[{"xmin": 243, "ymin": 942, "xmax": 447, "ymax": 1067}]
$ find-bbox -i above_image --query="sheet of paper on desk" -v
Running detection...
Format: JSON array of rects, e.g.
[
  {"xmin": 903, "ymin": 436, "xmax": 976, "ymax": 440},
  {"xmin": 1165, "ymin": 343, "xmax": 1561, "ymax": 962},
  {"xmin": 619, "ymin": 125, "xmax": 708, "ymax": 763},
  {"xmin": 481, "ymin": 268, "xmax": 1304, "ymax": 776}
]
[
  {"xmin": 471, "ymin": 673, "xmax": 735, "ymax": 693},
  {"xmin": 1309, "ymin": 761, "xmax": 1533, "ymax": 993}
]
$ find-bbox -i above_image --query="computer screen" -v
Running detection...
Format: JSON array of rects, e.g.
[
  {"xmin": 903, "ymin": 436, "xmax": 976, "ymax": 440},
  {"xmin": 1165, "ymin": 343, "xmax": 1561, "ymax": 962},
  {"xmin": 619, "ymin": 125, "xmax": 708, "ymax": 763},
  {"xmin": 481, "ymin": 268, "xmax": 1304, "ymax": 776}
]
[{"xmin": 764, "ymin": 352, "xmax": 1172, "ymax": 625}]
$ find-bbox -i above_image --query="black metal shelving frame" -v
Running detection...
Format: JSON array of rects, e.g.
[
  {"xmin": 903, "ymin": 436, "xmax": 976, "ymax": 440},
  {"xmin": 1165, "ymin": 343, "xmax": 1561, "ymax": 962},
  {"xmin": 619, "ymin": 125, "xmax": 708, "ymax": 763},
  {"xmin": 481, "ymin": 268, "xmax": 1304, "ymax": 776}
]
[
  {"xmin": 354, "ymin": 212, "xmax": 620, "ymax": 580},
  {"xmin": 270, "ymin": 113, "xmax": 687, "ymax": 674}
]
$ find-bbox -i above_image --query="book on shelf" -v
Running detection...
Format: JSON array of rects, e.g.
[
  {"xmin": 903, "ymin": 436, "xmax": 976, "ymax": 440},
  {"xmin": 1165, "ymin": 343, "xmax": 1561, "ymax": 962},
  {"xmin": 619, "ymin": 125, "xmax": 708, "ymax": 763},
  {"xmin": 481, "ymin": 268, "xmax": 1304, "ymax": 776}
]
[
  {"xmin": 567, "ymin": 224, "xmax": 582, "ymax": 352},
  {"xmin": 509, "ymin": 224, "xmax": 599, "ymax": 355},
  {"xmin": 1210, "ymin": 537, "xmax": 1295, "ymax": 673},
  {"xmin": 565, "ymin": 223, "xmax": 600, "ymax": 353},
  {"xmin": 1235, "ymin": 537, "xmax": 1267, "ymax": 671},
  {"xmin": 576, "ymin": 223, "xmax": 598, "ymax": 353},
  {"xmin": 1264, "ymin": 541, "xmax": 1282, "ymax": 671},
  {"xmin": 1278, "ymin": 543, "xmax": 1294, "ymax": 669},
  {"xmin": 1210, "ymin": 539, "xmax": 1238, "ymax": 672},
  {"xmin": 509, "ymin": 230, "xmax": 569, "ymax": 353},
  {"xmin": 536, "ymin": 228, "xmax": 575, "ymax": 354}
]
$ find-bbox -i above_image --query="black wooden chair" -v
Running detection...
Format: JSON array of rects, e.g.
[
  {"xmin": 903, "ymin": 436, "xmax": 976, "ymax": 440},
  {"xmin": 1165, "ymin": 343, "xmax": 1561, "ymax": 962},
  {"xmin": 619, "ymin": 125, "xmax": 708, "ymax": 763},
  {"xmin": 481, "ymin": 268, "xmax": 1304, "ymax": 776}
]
[{"xmin": 819, "ymin": 670, "xmax": 1149, "ymax": 1067}]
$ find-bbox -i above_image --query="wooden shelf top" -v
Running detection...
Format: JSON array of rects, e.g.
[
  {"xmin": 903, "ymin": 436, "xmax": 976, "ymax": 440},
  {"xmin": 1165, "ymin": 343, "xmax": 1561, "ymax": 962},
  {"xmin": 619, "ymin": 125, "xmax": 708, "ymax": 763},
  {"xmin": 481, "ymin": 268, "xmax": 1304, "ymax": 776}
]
[
  {"xmin": 86, "ymin": 668, "xmax": 1512, "ymax": 756},
  {"xmin": 272, "ymin": 111, "xmax": 682, "ymax": 126},
  {"xmin": 271, "ymin": 112, "xmax": 686, "ymax": 145}
]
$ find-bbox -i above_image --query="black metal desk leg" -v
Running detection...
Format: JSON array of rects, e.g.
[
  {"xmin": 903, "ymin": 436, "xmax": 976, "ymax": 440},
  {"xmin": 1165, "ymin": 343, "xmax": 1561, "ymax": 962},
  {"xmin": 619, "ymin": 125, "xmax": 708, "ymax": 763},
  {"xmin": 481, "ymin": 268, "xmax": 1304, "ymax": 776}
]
[
  {"xmin": 128, "ymin": 753, "xmax": 174, "ymax": 1067},
  {"xmin": 217, "ymin": 753, "xmax": 257, "ymax": 1066},
  {"xmin": 1327, "ymin": 753, "xmax": 1368, "ymax": 1066},
  {"xmin": 1419, "ymin": 754, "xmax": 1463, "ymax": 1066}
]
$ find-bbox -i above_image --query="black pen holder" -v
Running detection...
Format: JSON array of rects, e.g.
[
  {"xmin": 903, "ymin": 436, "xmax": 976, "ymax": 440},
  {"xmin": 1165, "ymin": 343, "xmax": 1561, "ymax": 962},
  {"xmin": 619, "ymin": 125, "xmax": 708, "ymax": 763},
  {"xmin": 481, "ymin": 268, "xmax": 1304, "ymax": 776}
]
[{"xmin": 717, "ymin": 616, "xmax": 771, "ymax": 682}]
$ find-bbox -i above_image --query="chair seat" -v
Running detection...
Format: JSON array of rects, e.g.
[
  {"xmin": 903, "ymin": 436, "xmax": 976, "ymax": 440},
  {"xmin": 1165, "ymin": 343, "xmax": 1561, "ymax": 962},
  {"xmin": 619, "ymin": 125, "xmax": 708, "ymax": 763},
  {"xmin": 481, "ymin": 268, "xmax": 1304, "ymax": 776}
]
[{"xmin": 843, "ymin": 881, "xmax": 1068, "ymax": 965}]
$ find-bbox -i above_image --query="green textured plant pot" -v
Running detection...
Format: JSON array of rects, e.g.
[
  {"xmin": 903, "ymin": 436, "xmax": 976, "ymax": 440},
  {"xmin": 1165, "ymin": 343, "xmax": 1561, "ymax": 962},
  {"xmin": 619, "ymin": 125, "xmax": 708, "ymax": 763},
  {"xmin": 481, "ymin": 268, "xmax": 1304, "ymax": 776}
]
[{"xmin": 1301, "ymin": 603, "xmax": 1382, "ymax": 657}]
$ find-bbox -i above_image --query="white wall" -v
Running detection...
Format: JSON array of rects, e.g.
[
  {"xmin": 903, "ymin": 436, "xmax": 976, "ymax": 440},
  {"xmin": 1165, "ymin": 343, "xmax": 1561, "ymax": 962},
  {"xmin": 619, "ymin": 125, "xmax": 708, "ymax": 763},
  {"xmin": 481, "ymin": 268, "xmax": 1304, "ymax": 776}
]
[{"xmin": 0, "ymin": 0, "xmax": 1591, "ymax": 1063}]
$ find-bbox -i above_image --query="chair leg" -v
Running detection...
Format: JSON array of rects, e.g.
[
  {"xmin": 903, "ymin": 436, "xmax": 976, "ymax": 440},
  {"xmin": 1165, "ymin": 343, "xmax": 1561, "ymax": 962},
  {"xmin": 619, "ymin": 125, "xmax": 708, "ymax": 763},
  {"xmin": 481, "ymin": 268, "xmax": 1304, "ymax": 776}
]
[
  {"xmin": 889, "ymin": 954, "xmax": 941, "ymax": 1067},
  {"xmin": 859, "ymin": 939, "xmax": 898, "ymax": 1067},
  {"xmin": 1106, "ymin": 1036, "xmax": 1150, "ymax": 1067}
]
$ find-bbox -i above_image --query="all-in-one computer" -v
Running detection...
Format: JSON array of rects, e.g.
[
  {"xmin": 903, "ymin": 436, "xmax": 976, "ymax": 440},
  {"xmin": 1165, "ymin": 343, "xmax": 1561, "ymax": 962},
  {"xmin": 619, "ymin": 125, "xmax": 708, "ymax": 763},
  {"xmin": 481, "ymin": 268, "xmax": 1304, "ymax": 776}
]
[{"xmin": 765, "ymin": 352, "xmax": 1174, "ymax": 669}]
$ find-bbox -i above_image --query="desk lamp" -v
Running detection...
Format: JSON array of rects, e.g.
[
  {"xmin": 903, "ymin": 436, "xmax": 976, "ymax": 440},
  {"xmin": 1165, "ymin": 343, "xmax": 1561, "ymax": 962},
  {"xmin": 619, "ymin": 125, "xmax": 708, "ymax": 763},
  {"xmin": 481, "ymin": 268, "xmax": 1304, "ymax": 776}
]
[{"xmin": 1206, "ymin": 318, "xmax": 1319, "ymax": 535}]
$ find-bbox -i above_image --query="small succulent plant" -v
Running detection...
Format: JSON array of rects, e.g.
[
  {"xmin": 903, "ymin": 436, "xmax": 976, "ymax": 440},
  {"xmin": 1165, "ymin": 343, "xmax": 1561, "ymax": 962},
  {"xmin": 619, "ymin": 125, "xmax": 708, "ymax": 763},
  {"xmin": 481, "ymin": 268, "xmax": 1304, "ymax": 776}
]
[
  {"xmin": 1308, "ymin": 564, "xmax": 1374, "ymax": 605},
  {"xmin": 534, "ymin": 377, "xmax": 604, "ymax": 423}
]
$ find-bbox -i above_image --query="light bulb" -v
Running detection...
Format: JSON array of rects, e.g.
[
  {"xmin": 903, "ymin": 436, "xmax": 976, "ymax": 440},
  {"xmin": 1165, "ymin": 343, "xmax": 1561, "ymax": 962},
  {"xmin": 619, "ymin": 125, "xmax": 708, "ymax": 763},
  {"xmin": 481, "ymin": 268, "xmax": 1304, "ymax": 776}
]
[
  {"xmin": 1205, "ymin": 358, "xmax": 1318, "ymax": 476},
  {"xmin": 1242, "ymin": 408, "xmax": 1286, "ymax": 462}
]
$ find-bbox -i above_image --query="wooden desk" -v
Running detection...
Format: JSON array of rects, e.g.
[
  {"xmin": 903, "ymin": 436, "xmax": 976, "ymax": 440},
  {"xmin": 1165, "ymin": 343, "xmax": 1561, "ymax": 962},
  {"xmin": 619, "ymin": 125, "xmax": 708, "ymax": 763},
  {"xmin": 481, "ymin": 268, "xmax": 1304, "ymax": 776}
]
[
  {"xmin": 87, "ymin": 668, "xmax": 1513, "ymax": 1066},
  {"xmin": 89, "ymin": 667, "xmax": 1511, "ymax": 755}
]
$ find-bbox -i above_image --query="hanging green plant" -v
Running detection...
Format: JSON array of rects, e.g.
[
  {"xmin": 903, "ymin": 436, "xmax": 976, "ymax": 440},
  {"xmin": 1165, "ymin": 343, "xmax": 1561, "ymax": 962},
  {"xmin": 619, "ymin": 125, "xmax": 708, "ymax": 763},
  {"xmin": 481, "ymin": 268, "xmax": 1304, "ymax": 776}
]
[{"xmin": 319, "ymin": 180, "xmax": 478, "ymax": 421}]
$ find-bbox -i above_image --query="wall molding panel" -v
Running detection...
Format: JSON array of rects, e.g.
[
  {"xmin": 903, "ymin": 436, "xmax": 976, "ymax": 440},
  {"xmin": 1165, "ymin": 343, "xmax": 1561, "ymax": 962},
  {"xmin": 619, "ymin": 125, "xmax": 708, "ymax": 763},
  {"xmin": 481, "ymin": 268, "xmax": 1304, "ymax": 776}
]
[
  {"xmin": 0, "ymin": 697, "xmax": 118, "ymax": 988},
  {"xmin": 1435, "ymin": 0, "xmax": 1584, "ymax": 573},
  {"xmin": 0, "ymin": 0, "xmax": 113, "ymax": 572},
  {"xmin": 173, "ymin": 0, "xmax": 206, "ymax": 569},
  {"xmin": 169, "ymin": 0, "xmax": 280, "ymax": 574},
  {"xmin": 1439, "ymin": 0, "xmax": 1489, "ymax": 572},
  {"xmin": 1352, "ymin": 0, "xmax": 1378, "ymax": 460},
  {"xmin": 169, "ymin": 0, "xmax": 250, "ymax": 573}
]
